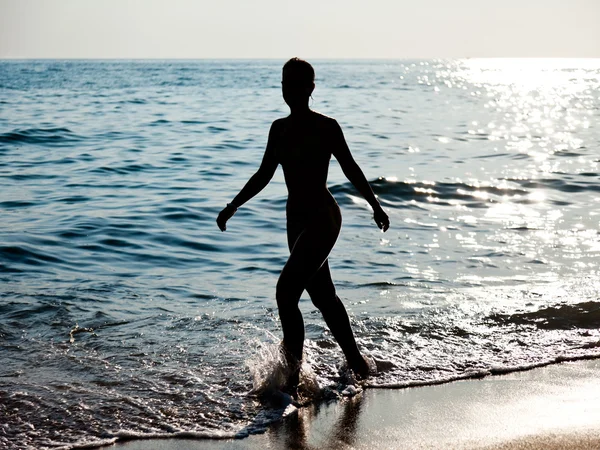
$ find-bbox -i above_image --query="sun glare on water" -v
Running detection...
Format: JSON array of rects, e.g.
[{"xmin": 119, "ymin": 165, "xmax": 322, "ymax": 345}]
[{"xmin": 459, "ymin": 58, "xmax": 600, "ymax": 88}]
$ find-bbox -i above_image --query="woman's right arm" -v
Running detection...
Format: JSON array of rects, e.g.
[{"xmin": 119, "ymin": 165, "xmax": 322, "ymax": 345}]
[{"xmin": 216, "ymin": 120, "xmax": 280, "ymax": 231}]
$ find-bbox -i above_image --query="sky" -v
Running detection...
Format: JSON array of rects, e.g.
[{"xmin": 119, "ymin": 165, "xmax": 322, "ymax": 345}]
[{"xmin": 1, "ymin": 0, "xmax": 599, "ymax": 59}]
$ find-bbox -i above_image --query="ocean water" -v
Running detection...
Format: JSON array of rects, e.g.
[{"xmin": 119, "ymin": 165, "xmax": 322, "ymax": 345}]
[{"xmin": 1, "ymin": 59, "xmax": 599, "ymax": 449}]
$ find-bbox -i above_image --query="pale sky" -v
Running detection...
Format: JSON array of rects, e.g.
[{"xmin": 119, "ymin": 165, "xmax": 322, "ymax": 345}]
[{"xmin": 1, "ymin": 0, "xmax": 599, "ymax": 59}]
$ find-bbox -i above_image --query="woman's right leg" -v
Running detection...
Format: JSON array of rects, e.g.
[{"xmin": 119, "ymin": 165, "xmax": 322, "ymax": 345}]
[{"xmin": 306, "ymin": 261, "xmax": 369, "ymax": 378}]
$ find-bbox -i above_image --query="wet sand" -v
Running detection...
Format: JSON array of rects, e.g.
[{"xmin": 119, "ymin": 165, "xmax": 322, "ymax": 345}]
[{"xmin": 102, "ymin": 359, "xmax": 600, "ymax": 450}]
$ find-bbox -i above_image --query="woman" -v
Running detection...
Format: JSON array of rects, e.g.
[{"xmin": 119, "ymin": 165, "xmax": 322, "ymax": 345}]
[{"xmin": 217, "ymin": 58, "xmax": 390, "ymax": 388}]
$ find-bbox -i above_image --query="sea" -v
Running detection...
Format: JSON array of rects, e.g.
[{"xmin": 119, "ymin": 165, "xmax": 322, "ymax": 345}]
[{"xmin": 1, "ymin": 59, "xmax": 599, "ymax": 449}]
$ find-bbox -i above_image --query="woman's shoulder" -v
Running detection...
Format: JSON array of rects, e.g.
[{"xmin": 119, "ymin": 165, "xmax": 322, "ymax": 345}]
[
  {"xmin": 269, "ymin": 117, "xmax": 288, "ymax": 136},
  {"xmin": 270, "ymin": 112, "xmax": 340, "ymax": 136},
  {"xmin": 313, "ymin": 112, "xmax": 344, "ymax": 139},
  {"xmin": 271, "ymin": 116, "xmax": 287, "ymax": 127},
  {"xmin": 271, "ymin": 111, "xmax": 338, "ymax": 124},
  {"xmin": 309, "ymin": 112, "xmax": 342, "ymax": 137},
  {"xmin": 312, "ymin": 111, "xmax": 338, "ymax": 125}
]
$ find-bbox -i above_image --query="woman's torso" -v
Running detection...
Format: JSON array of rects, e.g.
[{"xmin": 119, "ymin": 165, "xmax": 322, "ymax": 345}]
[{"xmin": 275, "ymin": 112, "xmax": 338, "ymax": 221}]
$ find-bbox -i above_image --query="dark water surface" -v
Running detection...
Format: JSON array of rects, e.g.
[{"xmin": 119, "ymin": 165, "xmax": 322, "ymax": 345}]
[{"xmin": 1, "ymin": 59, "xmax": 599, "ymax": 449}]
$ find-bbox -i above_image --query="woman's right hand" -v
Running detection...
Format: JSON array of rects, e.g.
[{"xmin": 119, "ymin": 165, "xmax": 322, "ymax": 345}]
[
  {"xmin": 373, "ymin": 205, "xmax": 390, "ymax": 232},
  {"xmin": 216, "ymin": 204, "xmax": 237, "ymax": 231}
]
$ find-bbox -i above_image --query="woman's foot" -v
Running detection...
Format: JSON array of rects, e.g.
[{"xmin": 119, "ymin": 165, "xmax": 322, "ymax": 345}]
[
  {"xmin": 280, "ymin": 342, "xmax": 301, "ymax": 398},
  {"xmin": 349, "ymin": 355, "xmax": 371, "ymax": 380},
  {"xmin": 282, "ymin": 366, "xmax": 300, "ymax": 399}
]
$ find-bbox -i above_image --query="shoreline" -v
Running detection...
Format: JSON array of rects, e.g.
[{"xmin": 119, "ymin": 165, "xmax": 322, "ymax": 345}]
[{"xmin": 96, "ymin": 358, "xmax": 600, "ymax": 450}]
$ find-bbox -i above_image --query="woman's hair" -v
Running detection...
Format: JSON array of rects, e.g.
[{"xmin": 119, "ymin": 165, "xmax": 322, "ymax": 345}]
[{"xmin": 283, "ymin": 57, "xmax": 315, "ymax": 86}]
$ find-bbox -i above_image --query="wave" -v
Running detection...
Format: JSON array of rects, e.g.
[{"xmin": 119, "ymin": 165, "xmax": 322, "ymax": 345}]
[
  {"xmin": 0, "ymin": 127, "xmax": 82, "ymax": 146},
  {"xmin": 60, "ymin": 429, "xmax": 237, "ymax": 450},
  {"xmin": 0, "ymin": 200, "xmax": 39, "ymax": 208},
  {"xmin": 331, "ymin": 175, "xmax": 599, "ymax": 209},
  {"xmin": 181, "ymin": 119, "xmax": 207, "ymax": 125},
  {"xmin": 158, "ymin": 206, "xmax": 207, "ymax": 222},
  {"xmin": 487, "ymin": 301, "xmax": 600, "ymax": 330},
  {"xmin": 149, "ymin": 119, "xmax": 170, "ymax": 125},
  {"xmin": 369, "ymin": 353, "xmax": 600, "ymax": 388},
  {"xmin": 330, "ymin": 177, "xmax": 529, "ymax": 208},
  {"xmin": 117, "ymin": 98, "xmax": 147, "ymax": 104},
  {"xmin": 0, "ymin": 244, "xmax": 65, "ymax": 266},
  {"xmin": 88, "ymin": 163, "xmax": 159, "ymax": 174},
  {"xmin": 207, "ymin": 125, "xmax": 229, "ymax": 133},
  {"xmin": 507, "ymin": 176, "xmax": 600, "ymax": 193}
]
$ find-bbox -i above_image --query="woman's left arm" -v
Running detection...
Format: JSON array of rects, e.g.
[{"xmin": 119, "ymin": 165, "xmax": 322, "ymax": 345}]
[{"xmin": 331, "ymin": 120, "xmax": 390, "ymax": 232}]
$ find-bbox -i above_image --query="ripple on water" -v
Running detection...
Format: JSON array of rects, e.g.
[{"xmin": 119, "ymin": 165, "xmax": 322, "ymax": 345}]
[{"xmin": 0, "ymin": 127, "xmax": 82, "ymax": 146}]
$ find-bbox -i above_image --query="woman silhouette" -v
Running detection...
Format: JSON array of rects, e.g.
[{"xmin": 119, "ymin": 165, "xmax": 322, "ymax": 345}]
[{"xmin": 217, "ymin": 57, "xmax": 389, "ymax": 389}]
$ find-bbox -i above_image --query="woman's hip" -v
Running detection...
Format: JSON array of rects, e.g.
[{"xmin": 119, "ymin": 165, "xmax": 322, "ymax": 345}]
[{"xmin": 286, "ymin": 202, "xmax": 342, "ymax": 251}]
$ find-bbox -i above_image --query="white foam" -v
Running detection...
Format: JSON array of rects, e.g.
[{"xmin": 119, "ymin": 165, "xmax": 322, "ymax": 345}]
[
  {"xmin": 245, "ymin": 333, "xmax": 292, "ymax": 396},
  {"xmin": 245, "ymin": 333, "xmax": 322, "ymax": 400},
  {"xmin": 368, "ymin": 353, "xmax": 600, "ymax": 389},
  {"xmin": 115, "ymin": 430, "xmax": 237, "ymax": 440},
  {"xmin": 53, "ymin": 437, "xmax": 119, "ymax": 450},
  {"xmin": 51, "ymin": 429, "xmax": 239, "ymax": 450}
]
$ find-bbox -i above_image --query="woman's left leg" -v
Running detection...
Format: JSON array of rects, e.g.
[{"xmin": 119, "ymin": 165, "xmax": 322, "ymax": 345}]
[
  {"xmin": 278, "ymin": 208, "xmax": 341, "ymax": 362},
  {"xmin": 306, "ymin": 261, "xmax": 369, "ymax": 377}
]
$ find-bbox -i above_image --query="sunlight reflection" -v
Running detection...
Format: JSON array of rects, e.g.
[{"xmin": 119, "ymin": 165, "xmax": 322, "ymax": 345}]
[
  {"xmin": 458, "ymin": 58, "xmax": 600, "ymax": 88},
  {"xmin": 434, "ymin": 58, "xmax": 600, "ymax": 182},
  {"xmin": 528, "ymin": 191, "xmax": 546, "ymax": 202}
]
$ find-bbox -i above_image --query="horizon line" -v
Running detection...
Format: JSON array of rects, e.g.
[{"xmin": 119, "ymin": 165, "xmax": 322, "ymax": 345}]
[{"xmin": 2, "ymin": 56, "xmax": 600, "ymax": 61}]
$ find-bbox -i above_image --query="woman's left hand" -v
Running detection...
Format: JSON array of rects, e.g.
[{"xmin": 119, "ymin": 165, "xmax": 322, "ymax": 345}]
[
  {"xmin": 216, "ymin": 204, "xmax": 237, "ymax": 231},
  {"xmin": 373, "ymin": 206, "xmax": 390, "ymax": 232}
]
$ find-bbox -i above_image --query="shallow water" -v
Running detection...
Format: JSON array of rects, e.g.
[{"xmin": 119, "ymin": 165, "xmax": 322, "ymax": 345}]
[{"xmin": 1, "ymin": 59, "xmax": 599, "ymax": 449}]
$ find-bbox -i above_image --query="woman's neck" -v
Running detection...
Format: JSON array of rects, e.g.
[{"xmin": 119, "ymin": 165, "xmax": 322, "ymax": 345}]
[{"xmin": 289, "ymin": 104, "xmax": 311, "ymax": 117}]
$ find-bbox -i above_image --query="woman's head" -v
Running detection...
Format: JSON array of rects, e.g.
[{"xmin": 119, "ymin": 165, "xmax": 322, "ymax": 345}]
[{"xmin": 282, "ymin": 57, "xmax": 315, "ymax": 109}]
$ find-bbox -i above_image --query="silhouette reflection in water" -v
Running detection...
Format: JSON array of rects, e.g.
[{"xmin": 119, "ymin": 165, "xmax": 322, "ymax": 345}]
[
  {"xmin": 270, "ymin": 395, "xmax": 363, "ymax": 450},
  {"xmin": 217, "ymin": 57, "xmax": 390, "ymax": 393}
]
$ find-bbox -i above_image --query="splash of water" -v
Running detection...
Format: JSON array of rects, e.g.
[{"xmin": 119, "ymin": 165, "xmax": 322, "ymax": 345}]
[{"xmin": 245, "ymin": 332, "xmax": 322, "ymax": 403}]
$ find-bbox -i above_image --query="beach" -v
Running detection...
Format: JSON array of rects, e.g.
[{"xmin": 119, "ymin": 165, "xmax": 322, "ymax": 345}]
[{"xmin": 100, "ymin": 359, "xmax": 600, "ymax": 450}]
